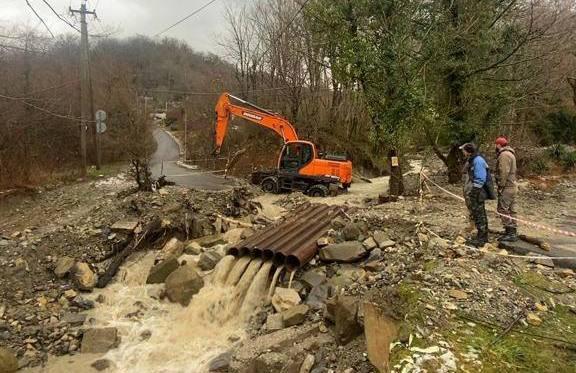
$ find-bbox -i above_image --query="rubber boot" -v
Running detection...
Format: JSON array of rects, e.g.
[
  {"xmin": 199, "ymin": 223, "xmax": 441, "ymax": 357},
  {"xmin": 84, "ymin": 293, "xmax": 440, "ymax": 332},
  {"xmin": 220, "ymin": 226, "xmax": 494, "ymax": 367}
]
[
  {"xmin": 500, "ymin": 227, "xmax": 518, "ymax": 242},
  {"xmin": 466, "ymin": 230, "xmax": 488, "ymax": 248}
]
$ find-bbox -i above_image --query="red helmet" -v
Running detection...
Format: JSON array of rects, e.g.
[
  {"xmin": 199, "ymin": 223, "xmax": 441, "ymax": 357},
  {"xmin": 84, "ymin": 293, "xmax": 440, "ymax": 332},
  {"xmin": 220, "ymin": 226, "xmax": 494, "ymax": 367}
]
[{"xmin": 495, "ymin": 137, "xmax": 508, "ymax": 146}]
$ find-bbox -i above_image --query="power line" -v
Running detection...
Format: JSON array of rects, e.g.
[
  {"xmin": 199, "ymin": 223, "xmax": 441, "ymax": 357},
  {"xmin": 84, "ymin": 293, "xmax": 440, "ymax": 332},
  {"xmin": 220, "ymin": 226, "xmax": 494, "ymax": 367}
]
[
  {"xmin": 40, "ymin": 0, "xmax": 82, "ymax": 33},
  {"xmin": 0, "ymin": 93, "xmax": 89, "ymax": 122},
  {"xmin": 25, "ymin": 0, "xmax": 55, "ymax": 38},
  {"xmin": 154, "ymin": 0, "xmax": 219, "ymax": 37}
]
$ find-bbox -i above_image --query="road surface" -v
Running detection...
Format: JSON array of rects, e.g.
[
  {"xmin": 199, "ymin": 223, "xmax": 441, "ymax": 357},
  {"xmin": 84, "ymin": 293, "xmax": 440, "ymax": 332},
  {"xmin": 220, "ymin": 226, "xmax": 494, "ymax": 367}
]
[{"xmin": 150, "ymin": 128, "xmax": 234, "ymax": 190}]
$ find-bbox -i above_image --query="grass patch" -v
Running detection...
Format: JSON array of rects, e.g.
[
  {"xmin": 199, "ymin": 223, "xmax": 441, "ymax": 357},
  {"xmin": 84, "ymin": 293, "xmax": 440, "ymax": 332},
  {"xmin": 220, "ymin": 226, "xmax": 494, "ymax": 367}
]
[{"xmin": 87, "ymin": 162, "xmax": 128, "ymax": 180}]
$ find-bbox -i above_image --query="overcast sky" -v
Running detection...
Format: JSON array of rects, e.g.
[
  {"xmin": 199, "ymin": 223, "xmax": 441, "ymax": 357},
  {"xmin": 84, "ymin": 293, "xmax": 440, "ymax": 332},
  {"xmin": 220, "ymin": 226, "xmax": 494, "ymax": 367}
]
[{"xmin": 0, "ymin": 0, "xmax": 244, "ymax": 54}]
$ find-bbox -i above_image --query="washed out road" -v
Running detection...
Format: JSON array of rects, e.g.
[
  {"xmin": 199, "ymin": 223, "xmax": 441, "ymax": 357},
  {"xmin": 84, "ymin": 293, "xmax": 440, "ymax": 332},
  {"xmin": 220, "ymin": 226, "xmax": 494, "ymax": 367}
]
[{"xmin": 150, "ymin": 128, "xmax": 234, "ymax": 191}]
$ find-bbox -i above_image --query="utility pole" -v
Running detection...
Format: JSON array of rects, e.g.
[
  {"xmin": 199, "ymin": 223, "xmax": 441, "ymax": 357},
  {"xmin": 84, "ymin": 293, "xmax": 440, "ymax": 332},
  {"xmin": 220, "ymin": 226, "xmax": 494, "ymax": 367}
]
[
  {"xmin": 183, "ymin": 108, "xmax": 188, "ymax": 161},
  {"xmin": 70, "ymin": 1, "xmax": 95, "ymax": 177}
]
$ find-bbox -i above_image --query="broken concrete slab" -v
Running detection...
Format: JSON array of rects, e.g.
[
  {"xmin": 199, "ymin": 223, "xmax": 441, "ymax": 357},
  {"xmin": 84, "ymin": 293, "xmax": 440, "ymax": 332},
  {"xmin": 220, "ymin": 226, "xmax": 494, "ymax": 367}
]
[
  {"xmin": 146, "ymin": 257, "xmax": 179, "ymax": 284},
  {"xmin": 319, "ymin": 241, "xmax": 366, "ymax": 263},
  {"xmin": 364, "ymin": 302, "xmax": 399, "ymax": 373},
  {"xmin": 81, "ymin": 327, "xmax": 119, "ymax": 353},
  {"xmin": 282, "ymin": 304, "xmax": 310, "ymax": 327},
  {"xmin": 362, "ymin": 237, "xmax": 378, "ymax": 250},
  {"xmin": 110, "ymin": 219, "xmax": 139, "ymax": 233},
  {"xmin": 165, "ymin": 265, "xmax": 204, "ymax": 306}
]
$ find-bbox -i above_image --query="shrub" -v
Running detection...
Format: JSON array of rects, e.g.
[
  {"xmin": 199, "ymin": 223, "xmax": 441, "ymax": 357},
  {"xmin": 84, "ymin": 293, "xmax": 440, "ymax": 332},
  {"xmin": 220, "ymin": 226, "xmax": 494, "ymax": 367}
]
[
  {"xmin": 561, "ymin": 151, "xmax": 576, "ymax": 170},
  {"xmin": 533, "ymin": 110, "xmax": 576, "ymax": 146}
]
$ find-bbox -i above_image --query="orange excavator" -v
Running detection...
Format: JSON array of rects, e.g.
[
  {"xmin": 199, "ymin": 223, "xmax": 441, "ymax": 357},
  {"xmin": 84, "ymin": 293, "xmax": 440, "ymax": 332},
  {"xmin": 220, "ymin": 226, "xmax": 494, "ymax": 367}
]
[{"xmin": 214, "ymin": 92, "xmax": 352, "ymax": 196}]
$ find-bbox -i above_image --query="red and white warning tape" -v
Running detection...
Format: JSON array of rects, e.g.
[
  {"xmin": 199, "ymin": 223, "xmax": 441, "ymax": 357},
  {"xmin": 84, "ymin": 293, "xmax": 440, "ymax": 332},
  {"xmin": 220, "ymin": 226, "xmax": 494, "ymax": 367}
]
[{"xmin": 420, "ymin": 172, "xmax": 576, "ymax": 238}]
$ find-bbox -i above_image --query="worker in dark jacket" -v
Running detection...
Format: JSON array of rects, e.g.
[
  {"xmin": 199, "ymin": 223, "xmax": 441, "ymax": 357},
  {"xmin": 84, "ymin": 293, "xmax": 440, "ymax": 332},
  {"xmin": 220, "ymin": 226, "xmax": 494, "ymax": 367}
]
[
  {"xmin": 495, "ymin": 137, "xmax": 518, "ymax": 241},
  {"xmin": 461, "ymin": 143, "xmax": 490, "ymax": 247}
]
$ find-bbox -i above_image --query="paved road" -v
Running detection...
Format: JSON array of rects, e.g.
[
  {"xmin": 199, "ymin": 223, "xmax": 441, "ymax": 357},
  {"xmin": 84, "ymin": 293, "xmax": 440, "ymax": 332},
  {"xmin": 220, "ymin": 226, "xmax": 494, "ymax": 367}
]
[{"xmin": 150, "ymin": 128, "xmax": 234, "ymax": 191}]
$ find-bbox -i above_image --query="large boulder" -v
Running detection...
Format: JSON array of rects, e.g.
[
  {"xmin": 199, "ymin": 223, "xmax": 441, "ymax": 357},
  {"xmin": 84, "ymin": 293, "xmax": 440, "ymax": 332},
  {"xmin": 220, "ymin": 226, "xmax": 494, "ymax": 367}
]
[
  {"xmin": 146, "ymin": 257, "xmax": 179, "ymax": 284},
  {"xmin": 81, "ymin": 327, "xmax": 119, "ymax": 353},
  {"xmin": 73, "ymin": 262, "xmax": 97, "ymax": 291},
  {"xmin": 155, "ymin": 238, "xmax": 184, "ymax": 263},
  {"xmin": 319, "ymin": 242, "xmax": 366, "ymax": 263},
  {"xmin": 198, "ymin": 251, "xmax": 223, "ymax": 271},
  {"xmin": 334, "ymin": 296, "xmax": 362, "ymax": 345},
  {"xmin": 0, "ymin": 347, "xmax": 18, "ymax": 373},
  {"xmin": 54, "ymin": 256, "xmax": 75, "ymax": 278},
  {"xmin": 184, "ymin": 241, "xmax": 202, "ymax": 255},
  {"xmin": 165, "ymin": 265, "xmax": 204, "ymax": 306}
]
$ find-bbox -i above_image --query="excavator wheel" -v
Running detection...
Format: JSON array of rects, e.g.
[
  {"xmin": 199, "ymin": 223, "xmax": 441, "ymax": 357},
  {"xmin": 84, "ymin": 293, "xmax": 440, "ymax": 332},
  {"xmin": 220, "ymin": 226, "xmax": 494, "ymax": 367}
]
[
  {"xmin": 260, "ymin": 176, "xmax": 279, "ymax": 193},
  {"xmin": 308, "ymin": 184, "xmax": 329, "ymax": 197}
]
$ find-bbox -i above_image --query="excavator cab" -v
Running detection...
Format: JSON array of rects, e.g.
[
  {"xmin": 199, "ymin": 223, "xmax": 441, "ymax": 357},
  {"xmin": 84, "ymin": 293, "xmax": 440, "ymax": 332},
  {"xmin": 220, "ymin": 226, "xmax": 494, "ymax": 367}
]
[{"xmin": 279, "ymin": 141, "xmax": 314, "ymax": 172}]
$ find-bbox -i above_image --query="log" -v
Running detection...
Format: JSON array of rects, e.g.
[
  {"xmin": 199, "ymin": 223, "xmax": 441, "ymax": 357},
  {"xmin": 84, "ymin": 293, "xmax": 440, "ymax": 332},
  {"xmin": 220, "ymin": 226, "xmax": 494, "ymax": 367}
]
[{"xmin": 96, "ymin": 218, "xmax": 162, "ymax": 288}]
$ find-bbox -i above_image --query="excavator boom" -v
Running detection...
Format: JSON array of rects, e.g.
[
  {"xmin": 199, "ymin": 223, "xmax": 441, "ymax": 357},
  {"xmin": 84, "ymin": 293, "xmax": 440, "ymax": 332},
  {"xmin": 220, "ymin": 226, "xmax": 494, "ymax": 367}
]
[{"xmin": 214, "ymin": 92, "xmax": 298, "ymax": 154}]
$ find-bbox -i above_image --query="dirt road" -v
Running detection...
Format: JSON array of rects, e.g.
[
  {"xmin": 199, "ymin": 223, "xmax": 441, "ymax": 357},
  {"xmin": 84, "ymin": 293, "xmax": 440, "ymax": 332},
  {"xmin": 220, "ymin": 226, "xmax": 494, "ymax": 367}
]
[{"xmin": 150, "ymin": 128, "xmax": 235, "ymax": 191}]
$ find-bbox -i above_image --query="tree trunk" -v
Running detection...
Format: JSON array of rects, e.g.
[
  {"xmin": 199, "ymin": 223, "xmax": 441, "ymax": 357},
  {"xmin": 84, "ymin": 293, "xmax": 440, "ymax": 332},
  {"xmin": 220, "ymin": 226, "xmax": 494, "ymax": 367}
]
[
  {"xmin": 388, "ymin": 149, "xmax": 404, "ymax": 196},
  {"xmin": 446, "ymin": 145, "xmax": 463, "ymax": 184}
]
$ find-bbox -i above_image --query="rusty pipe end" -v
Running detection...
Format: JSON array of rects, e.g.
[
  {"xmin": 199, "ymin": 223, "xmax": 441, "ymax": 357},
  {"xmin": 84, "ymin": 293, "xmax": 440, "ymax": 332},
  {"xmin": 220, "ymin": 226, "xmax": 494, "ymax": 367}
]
[
  {"xmin": 286, "ymin": 255, "xmax": 300, "ymax": 271},
  {"xmin": 227, "ymin": 247, "xmax": 240, "ymax": 256},
  {"xmin": 273, "ymin": 252, "xmax": 286, "ymax": 267}
]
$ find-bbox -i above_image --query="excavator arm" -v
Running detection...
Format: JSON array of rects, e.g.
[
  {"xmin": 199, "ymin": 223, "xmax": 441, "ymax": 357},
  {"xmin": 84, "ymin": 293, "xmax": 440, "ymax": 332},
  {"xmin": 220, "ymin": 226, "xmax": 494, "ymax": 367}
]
[{"xmin": 214, "ymin": 92, "xmax": 299, "ymax": 154}]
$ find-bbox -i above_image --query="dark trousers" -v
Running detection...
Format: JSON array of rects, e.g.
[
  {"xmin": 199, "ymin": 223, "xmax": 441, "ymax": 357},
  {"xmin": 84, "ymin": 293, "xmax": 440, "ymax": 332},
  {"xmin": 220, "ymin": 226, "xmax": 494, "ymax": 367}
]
[{"xmin": 467, "ymin": 190, "xmax": 488, "ymax": 237}]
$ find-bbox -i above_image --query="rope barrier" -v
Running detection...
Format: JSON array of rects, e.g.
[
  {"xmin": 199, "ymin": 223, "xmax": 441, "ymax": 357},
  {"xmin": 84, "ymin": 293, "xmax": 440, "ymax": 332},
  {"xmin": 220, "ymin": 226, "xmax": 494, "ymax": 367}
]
[
  {"xmin": 420, "ymin": 226, "xmax": 576, "ymax": 261},
  {"xmin": 420, "ymin": 172, "xmax": 576, "ymax": 238}
]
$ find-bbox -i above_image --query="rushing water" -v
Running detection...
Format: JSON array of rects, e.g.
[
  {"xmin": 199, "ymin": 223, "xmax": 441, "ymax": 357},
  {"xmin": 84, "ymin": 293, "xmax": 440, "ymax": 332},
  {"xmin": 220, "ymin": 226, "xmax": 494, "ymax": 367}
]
[{"xmin": 32, "ymin": 252, "xmax": 280, "ymax": 373}]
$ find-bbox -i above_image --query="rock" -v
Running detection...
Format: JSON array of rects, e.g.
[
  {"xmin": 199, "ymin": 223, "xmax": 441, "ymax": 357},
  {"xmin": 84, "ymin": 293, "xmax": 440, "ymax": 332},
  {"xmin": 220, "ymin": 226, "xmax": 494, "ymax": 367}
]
[
  {"xmin": 527, "ymin": 313, "xmax": 542, "ymax": 326},
  {"xmin": 378, "ymin": 240, "xmax": 396, "ymax": 249},
  {"xmin": 184, "ymin": 241, "xmax": 203, "ymax": 255},
  {"xmin": 366, "ymin": 248, "xmax": 383, "ymax": 263},
  {"xmin": 81, "ymin": 327, "xmax": 119, "ymax": 353},
  {"xmin": 223, "ymin": 228, "xmax": 246, "ymax": 244},
  {"xmin": 300, "ymin": 270, "xmax": 326, "ymax": 289},
  {"xmin": 110, "ymin": 219, "xmax": 139, "ymax": 233},
  {"xmin": 146, "ymin": 257, "xmax": 179, "ymax": 284},
  {"xmin": 266, "ymin": 313, "xmax": 284, "ymax": 331},
  {"xmin": 282, "ymin": 304, "xmax": 309, "ymax": 327},
  {"xmin": 362, "ymin": 237, "xmax": 378, "ymax": 250},
  {"xmin": 191, "ymin": 217, "xmax": 215, "ymax": 239},
  {"xmin": 91, "ymin": 359, "xmax": 114, "ymax": 371},
  {"xmin": 334, "ymin": 296, "xmax": 362, "ymax": 345},
  {"xmin": 556, "ymin": 268, "xmax": 575, "ymax": 278},
  {"xmin": 156, "ymin": 238, "xmax": 184, "ymax": 263},
  {"xmin": 331, "ymin": 216, "xmax": 347, "ymax": 229},
  {"xmin": 191, "ymin": 234, "xmax": 225, "ymax": 248},
  {"xmin": 428, "ymin": 237, "xmax": 450, "ymax": 250},
  {"xmin": 535, "ymin": 303, "xmax": 548, "ymax": 312},
  {"xmin": 251, "ymin": 352, "xmax": 289, "ymax": 373},
  {"xmin": 209, "ymin": 351, "xmax": 232, "ymax": 371},
  {"xmin": 164, "ymin": 265, "xmax": 204, "ymax": 306},
  {"xmin": 364, "ymin": 302, "xmax": 399, "ymax": 373},
  {"xmin": 306, "ymin": 283, "xmax": 333, "ymax": 310},
  {"xmin": 533, "ymin": 257, "xmax": 555, "ymax": 268},
  {"xmin": 198, "ymin": 251, "xmax": 223, "ymax": 271},
  {"xmin": 61, "ymin": 312, "xmax": 87, "ymax": 327},
  {"xmin": 272, "ymin": 288, "xmax": 301, "ymax": 313},
  {"xmin": 319, "ymin": 242, "xmax": 366, "ymax": 263},
  {"xmin": 448, "ymin": 289, "xmax": 468, "ymax": 300},
  {"xmin": 373, "ymin": 231, "xmax": 390, "ymax": 248},
  {"xmin": 342, "ymin": 223, "xmax": 361, "ymax": 241},
  {"xmin": 0, "ymin": 347, "xmax": 18, "ymax": 373},
  {"xmin": 316, "ymin": 237, "xmax": 330, "ymax": 247},
  {"xmin": 54, "ymin": 256, "xmax": 75, "ymax": 278},
  {"xmin": 73, "ymin": 262, "xmax": 97, "ymax": 291},
  {"xmin": 299, "ymin": 354, "xmax": 315, "ymax": 373},
  {"xmin": 64, "ymin": 289, "xmax": 78, "ymax": 299}
]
